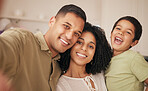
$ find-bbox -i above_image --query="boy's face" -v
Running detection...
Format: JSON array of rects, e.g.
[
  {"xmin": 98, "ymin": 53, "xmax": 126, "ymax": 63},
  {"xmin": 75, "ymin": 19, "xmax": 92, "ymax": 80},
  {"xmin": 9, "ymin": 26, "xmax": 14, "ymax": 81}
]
[
  {"xmin": 111, "ymin": 20, "xmax": 138, "ymax": 55},
  {"xmin": 47, "ymin": 12, "xmax": 85, "ymax": 55}
]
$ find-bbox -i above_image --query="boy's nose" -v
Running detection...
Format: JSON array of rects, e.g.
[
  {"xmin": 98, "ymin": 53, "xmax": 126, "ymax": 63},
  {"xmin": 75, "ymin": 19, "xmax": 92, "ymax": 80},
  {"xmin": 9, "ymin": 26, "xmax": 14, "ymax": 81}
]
[{"xmin": 118, "ymin": 31, "xmax": 123, "ymax": 35}]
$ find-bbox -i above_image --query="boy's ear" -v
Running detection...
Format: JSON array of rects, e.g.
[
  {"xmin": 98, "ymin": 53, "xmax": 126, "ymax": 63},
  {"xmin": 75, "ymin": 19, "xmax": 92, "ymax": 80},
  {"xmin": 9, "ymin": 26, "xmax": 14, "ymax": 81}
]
[
  {"xmin": 48, "ymin": 16, "xmax": 56, "ymax": 27},
  {"xmin": 131, "ymin": 40, "xmax": 138, "ymax": 47}
]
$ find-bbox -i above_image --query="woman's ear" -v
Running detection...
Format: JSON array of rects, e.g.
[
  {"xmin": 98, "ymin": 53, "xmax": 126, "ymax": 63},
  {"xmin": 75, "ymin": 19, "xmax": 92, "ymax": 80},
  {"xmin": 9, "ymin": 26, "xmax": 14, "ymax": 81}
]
[{"xmin": 131, "ymin": 40, "xmax": 138, "ymax": 47}]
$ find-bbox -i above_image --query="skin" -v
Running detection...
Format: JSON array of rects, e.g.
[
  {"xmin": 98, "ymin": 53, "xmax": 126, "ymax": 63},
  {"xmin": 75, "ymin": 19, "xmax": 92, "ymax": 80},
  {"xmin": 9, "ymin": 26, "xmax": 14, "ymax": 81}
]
[
  {"xmin": 111, "ymin": 19, "xmax": 148, "ymax": 90},
  {"xmin": 44, "ymin": 12, "xmax": 85, "ymax": 58},
  {"xmin": 0, "ymin": 71, "xmax": 12, "ymax": 91},
  {"xmin": 0, "ymin": 0, "xmax": 3, "ymax": 13},
  {"xmin": 111, "ymin": 20, "xmax": 138, "ymax": 56},
  {"xmin": 65, "ymin": 31, "xmax": 96, "ymax": 78},
  {"xmin": 145, "ymin": 78, "xmax": 148, "ymax": 91}
]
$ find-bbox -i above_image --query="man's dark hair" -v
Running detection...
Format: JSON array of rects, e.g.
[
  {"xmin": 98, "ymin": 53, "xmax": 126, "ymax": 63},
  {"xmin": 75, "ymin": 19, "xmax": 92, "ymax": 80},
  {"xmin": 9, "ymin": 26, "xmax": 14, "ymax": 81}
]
[{"xmin": 55, "ymin": 4, "xmax": 86, "ymax": 22}]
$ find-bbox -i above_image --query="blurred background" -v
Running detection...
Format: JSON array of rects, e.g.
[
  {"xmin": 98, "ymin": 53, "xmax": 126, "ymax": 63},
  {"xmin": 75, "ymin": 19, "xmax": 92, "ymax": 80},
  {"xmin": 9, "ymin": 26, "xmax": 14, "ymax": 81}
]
[{"xmin": 0, "ymin": 0, "xmax": 148, "ymax": 56}]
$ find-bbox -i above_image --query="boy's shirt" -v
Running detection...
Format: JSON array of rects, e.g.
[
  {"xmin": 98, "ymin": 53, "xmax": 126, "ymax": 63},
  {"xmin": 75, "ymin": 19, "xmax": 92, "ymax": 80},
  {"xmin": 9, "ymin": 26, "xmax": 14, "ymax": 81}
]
[{"xmin": 105, "ymin": 50, "xmax": 148, "ymax": 91}]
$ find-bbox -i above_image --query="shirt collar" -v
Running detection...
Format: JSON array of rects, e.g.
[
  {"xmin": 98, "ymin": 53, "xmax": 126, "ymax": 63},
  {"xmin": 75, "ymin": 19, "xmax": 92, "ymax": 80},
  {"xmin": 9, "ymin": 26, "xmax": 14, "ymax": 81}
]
[
  {"xmin": 35, "ymin": 32, "xmax": 50, "ymax": 52},
  {"xmin": 35, "ymin": 32, "xmax": 60, "ymax": 60}
]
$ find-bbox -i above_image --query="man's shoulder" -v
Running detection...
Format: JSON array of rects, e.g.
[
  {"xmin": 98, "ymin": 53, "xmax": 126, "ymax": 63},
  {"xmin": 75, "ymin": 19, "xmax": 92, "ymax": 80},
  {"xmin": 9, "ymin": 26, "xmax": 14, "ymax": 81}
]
[
  {"xmin": 3, "ymin": 28, "xmax": 35, "ymax": 38},
  {"xmin": 5, "ymin": 28, "xmax": 33, "ymax": 35}
]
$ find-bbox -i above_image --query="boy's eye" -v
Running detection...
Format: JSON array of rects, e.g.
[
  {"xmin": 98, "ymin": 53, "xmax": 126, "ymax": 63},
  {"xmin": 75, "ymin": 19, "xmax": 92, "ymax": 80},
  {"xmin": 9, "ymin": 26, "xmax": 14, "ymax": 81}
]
[
  {"xmin": 116, "ymin": 27, "xmax": 121, "ymax": 30},
  {"xmin": 126, "ymin": 31, "xmax": 131, "ymax": 34}
]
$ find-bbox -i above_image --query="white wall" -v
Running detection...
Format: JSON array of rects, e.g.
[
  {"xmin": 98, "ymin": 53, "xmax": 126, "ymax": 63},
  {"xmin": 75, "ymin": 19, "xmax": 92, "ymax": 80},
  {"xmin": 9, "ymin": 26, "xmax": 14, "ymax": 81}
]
[
  {"xmin": 0, "ymin": 0, "xmax": 148, "ymax": 55},
  {"xmin": 101, "ymin": 0, "xmax": 148, "ymax": 56}
]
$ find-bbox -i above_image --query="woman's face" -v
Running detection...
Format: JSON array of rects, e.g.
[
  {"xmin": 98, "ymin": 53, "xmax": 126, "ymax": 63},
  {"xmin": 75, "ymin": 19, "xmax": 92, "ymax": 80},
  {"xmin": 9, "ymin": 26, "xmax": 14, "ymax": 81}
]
[{"xmin": 70, "ymin": 31, "xmax": 96, "ymax": 66}]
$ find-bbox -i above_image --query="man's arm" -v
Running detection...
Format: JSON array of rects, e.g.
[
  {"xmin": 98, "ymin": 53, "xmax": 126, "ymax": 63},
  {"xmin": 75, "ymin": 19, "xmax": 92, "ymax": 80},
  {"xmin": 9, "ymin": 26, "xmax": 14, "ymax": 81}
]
[{"xmin": 144, "ymin": 78, "xmax": 148, "ymax": 91}]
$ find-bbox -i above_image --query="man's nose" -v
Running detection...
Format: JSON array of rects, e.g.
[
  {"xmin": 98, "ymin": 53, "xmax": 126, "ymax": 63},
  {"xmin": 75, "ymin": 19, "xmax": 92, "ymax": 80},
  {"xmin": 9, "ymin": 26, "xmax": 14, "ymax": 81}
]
[{"xmin": 66, "ymin": 30, "xmax": 73, "ymax": 40}]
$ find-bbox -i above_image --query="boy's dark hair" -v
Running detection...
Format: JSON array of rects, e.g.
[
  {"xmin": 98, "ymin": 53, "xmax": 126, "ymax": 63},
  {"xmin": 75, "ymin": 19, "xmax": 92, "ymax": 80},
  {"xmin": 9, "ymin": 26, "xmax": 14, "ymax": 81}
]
[
  {"xmin": 111, "ymin": 16, "xmax": 142, "ymax": 41},
  {"xmin": 55, "ymin": 4, "xmax": 86, "ymax": 22},
  {"xmin": 58, "ymin": 22, "xmax": 112, "ymax": 74}
]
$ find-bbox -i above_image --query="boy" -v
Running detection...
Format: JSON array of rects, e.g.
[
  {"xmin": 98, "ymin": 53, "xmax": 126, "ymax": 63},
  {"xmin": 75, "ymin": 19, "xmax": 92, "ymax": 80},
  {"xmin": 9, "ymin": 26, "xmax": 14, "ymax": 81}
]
[{"xmin": 105, "ymin": 16, "xmax": 148, "ymax": 91}]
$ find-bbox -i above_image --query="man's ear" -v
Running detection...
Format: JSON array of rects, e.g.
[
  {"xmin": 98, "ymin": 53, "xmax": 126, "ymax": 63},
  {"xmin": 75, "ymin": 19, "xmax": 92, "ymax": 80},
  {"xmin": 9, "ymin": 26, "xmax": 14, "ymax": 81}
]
[
  {"xmin": 131, "ymin": 40, "xmax": 138, "ymax": 47},
  {"xmin": 48, "ymin": 16, "xmax": 56, "ymax": 27}
]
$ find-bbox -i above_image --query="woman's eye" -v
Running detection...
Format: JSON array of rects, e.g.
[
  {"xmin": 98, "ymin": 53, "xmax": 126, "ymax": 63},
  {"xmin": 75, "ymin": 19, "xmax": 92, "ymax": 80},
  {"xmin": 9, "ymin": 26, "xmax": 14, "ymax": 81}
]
[
  {"xmin": 88, "ymin": 45, "xmax": 94, "ymax": 49},
  {"xmin": 76, "ymin": 41, "xmax": 82, "ymax": 44}
]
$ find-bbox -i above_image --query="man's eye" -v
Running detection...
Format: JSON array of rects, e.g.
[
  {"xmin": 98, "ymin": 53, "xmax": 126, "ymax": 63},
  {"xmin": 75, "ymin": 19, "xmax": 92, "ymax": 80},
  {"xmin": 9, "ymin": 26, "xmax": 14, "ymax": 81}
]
[
  {"xmin": 64, "ymin": 24, "xmax": 70, "ymax": 29},
  {"xmin": 74, "ymin": 33, "xmax": 80, "ymax": 37}
]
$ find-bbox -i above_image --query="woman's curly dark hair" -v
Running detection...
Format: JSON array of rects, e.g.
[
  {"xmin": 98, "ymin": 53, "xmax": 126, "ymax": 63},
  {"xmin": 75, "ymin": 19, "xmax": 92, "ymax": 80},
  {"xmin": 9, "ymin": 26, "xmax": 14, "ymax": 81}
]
[{"xmin": 58, "ymin": 22, "xmax": 112, "ymax": 74}]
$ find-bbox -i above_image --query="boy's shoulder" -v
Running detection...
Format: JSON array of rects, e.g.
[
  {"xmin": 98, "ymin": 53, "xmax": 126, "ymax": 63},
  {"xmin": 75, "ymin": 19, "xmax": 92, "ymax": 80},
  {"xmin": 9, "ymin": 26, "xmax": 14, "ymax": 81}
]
[
  {"xmin": 127, "ymin": 50, "xmax": 145, "ymax": 62},
  {"xmin": 116, "ymin": 50, "xmax": 144, "ymax": 60},
  {"xmin": 127, "ymin": 50, "xmax": 143, "ymax": 57}
]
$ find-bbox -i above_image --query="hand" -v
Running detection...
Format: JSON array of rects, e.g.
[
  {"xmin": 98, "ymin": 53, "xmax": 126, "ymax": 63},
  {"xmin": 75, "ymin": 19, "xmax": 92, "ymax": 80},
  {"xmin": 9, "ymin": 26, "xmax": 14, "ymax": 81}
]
[{"xmin": 0, "ymin": 71, "xmax": 12, "ymax": 91}]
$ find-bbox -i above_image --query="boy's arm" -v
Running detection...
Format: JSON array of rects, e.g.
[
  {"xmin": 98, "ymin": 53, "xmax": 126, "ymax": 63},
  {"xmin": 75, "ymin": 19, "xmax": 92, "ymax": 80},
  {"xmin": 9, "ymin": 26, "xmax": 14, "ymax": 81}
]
[{"xmin": 145, "ymin": 78, "xmax": 148, "ymax": 91}]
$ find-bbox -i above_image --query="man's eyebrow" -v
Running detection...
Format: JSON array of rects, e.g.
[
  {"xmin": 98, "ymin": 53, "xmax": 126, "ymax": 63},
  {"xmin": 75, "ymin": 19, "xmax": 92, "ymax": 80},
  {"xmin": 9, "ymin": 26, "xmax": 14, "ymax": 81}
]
[
  {"xmin": 65, "ymin": 22, "xmax": 72, "ymax": 26},
  {"xmin": 78, "ymin": 31, "xmax": 82, "ymax": 34}
]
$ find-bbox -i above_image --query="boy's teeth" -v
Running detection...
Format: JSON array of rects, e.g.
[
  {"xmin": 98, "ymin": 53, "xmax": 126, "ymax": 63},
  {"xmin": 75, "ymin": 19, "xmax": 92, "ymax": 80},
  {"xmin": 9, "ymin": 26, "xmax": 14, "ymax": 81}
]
[
  {"xmin": 60, "ymin": 39, "xmax": 68, "ymax": 44},
  {"xmin": 77, "ymin": 53, "xmax": 86, "ymax": 57},
  {"xmin": 116, "ymin": 37, "xmax": 123, "ymax": 41}
]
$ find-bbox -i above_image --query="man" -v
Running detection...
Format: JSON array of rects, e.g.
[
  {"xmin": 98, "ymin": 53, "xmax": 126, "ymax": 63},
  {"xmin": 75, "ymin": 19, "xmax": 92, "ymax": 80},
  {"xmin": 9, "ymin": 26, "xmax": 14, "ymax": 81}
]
[{"xmin": 0, "ymin": 4, "xmax": 86, "ymax": 91}]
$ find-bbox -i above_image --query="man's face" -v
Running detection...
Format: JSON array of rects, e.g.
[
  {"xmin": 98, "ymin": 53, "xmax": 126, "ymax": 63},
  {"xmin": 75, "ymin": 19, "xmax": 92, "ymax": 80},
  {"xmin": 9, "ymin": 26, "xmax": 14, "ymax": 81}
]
[{"xmin": 47, "ymin": 12, "xmax": 85, "ymax": 55}]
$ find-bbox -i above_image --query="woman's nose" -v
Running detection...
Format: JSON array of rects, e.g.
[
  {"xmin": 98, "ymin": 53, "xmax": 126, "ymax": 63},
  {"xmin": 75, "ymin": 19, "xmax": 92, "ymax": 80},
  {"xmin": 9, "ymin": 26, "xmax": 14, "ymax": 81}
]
[{"xmin": 81, "ymin": 45, "xmax": 87, "ymax": 51}]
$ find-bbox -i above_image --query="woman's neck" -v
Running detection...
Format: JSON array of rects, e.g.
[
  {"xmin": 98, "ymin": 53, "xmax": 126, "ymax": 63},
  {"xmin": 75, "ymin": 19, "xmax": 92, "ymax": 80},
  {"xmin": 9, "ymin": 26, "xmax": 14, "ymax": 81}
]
[{"xmin": 64, "ymin": 63, "xmax": 90, "ymax": 78}]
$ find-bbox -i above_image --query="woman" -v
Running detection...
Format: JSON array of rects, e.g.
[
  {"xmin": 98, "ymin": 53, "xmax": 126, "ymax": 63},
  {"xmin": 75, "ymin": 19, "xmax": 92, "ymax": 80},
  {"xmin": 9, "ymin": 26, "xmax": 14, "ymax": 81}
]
[{"xmin": 57, "ymin": 22, "xmax": 112, "ymax": 91}]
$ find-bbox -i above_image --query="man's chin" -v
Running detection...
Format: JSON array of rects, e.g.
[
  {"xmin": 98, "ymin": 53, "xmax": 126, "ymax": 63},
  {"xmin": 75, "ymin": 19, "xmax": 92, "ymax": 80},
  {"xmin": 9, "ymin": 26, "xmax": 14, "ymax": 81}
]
[{"xmin": 59, "ymin": 50, "xmax": 67, "ymax": 53}]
